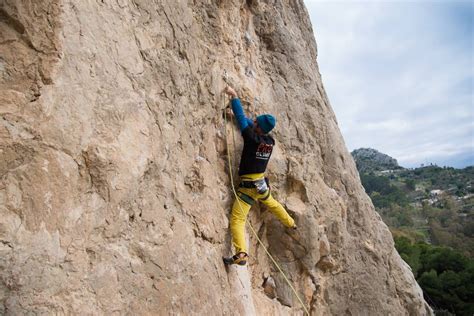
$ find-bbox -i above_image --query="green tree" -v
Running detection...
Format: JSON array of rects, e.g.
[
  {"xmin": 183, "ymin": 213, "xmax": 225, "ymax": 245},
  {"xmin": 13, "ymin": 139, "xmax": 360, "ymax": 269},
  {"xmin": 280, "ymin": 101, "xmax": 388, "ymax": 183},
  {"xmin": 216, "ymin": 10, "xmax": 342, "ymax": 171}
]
[
  {"xmin": 395, "ymin": 237, "xmax": 474, "ymax": 315},
  {"xmin": 406, "ymin": 178, "xmax": 416, "ymax": 190},
  {"xmin": 395, "ymin": 237, "xmax": 422, "ymax": 275}
]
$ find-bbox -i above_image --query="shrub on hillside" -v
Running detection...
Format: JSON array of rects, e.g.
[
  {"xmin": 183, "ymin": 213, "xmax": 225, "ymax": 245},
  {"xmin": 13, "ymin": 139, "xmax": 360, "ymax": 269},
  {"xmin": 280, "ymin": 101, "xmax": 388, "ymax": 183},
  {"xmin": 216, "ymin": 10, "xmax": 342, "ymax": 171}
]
[{"xmin": 395, "ymin": 237, "xmax": 474, "ymax": 315}]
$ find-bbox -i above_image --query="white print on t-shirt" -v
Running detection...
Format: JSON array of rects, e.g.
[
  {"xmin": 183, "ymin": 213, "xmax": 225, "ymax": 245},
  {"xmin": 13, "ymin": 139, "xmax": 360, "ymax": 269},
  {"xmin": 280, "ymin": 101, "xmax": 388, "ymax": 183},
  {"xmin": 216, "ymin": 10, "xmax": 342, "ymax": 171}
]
[{"xmin": 256, "ymin": 143, "xmax": 272, "ymax": 160}]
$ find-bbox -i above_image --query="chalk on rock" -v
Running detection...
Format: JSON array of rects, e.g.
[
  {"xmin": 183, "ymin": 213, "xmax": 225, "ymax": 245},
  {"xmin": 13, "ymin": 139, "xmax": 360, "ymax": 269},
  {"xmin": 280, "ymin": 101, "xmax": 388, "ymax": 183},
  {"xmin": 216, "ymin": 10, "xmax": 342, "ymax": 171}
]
[
  {"xmin": 245, "ymin": 66, "xmax": 256, "ymax": 79},
  {"xmin": 244, "ymin": 32, "xmax": 253, "ymax": 46}
]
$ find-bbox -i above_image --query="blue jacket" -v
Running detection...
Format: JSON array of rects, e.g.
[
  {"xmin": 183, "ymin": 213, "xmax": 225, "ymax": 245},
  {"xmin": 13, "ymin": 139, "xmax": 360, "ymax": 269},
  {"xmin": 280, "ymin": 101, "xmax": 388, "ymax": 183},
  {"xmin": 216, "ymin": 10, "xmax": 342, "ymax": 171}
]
[
  {"xmin": 231, "ymin": 98, "xmax": 254, "ymax": 131},
  {"xmin": 230, "ymin": 98, "xmax": 275, "ymax": 176}
]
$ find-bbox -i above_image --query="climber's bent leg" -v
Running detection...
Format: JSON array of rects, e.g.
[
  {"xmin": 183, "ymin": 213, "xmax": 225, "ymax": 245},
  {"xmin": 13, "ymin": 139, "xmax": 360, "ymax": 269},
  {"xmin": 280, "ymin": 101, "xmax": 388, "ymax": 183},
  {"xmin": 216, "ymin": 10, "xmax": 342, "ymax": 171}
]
[
  {"xmin": 259, "ymin": 192, "xmax": 295, "ymax": 228},
  {"xmin": 230, "ymin": 191, "xmax": 254, "ymax": 254}
]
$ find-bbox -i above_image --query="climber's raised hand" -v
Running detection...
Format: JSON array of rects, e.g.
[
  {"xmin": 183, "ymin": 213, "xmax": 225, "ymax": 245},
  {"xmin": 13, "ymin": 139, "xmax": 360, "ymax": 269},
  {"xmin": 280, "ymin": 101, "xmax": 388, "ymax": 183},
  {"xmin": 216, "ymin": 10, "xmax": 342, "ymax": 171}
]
[{"xmin": 224, "ymin": 86, "xmax": 238, "ymax": 98}]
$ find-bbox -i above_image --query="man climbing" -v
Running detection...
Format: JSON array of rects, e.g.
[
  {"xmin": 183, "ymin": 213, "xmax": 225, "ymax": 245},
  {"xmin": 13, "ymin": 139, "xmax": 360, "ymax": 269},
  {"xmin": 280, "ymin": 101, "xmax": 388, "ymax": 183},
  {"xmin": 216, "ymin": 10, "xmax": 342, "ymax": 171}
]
[{"xmin": 223, "ymin": 86, "xmax": 297, "ymax": 266}]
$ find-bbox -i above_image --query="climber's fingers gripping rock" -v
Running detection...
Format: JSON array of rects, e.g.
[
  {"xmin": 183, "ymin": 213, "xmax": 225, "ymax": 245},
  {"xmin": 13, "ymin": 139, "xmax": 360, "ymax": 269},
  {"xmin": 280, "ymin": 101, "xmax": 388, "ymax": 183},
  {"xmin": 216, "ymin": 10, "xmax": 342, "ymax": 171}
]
[{"xmin": 225, "ymin": 86, "xmax": 238, "ymax": 98}]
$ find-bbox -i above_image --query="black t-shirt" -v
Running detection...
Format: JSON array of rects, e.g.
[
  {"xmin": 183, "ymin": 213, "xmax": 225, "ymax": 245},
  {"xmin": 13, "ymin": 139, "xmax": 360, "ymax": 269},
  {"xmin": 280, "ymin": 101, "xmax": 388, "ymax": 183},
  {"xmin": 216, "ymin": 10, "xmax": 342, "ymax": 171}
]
[{"xmin": 238, "ymin": 126, "xmax": 275, "ymax": 176}]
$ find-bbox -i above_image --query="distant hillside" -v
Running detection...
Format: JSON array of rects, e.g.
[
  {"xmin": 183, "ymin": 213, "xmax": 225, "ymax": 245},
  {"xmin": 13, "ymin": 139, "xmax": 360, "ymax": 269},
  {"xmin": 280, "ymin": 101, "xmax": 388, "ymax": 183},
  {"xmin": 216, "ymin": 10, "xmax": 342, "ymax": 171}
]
[
  {"xmin": 351, "ymin": 148, "xmax": 401, "ymax": 173},
  {"xmin": 353, "ymin": 149, "xmax": 474, "ymax": 315}
]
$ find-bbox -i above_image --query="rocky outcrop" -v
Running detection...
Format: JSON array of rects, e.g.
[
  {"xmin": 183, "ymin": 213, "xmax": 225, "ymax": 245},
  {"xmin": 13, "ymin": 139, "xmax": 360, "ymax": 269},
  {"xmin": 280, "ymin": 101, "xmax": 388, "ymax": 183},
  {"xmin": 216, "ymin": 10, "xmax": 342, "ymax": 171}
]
[
  {"xmin": 0, "ymin": 0, "xmax": 430, "ymax": 315},
  {"xmin": 352, "ymin": 148, "xmax": 402, "ymax": 173}
]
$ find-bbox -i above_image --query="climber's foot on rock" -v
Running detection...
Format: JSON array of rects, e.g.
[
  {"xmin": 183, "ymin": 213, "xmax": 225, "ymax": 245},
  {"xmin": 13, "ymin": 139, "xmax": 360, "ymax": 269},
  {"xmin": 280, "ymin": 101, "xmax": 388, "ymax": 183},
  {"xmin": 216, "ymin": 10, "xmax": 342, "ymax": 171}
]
[
  {"xmin": 286, "ymin": 224, "xmax": 297, "ymax": 232},
  {"xmin": 223, "ymin": 252, "xmax": 248, "ymax": 266},
  {"xmin": 287, "ymin": 224, "xmax": 300, "ymax": 240}
]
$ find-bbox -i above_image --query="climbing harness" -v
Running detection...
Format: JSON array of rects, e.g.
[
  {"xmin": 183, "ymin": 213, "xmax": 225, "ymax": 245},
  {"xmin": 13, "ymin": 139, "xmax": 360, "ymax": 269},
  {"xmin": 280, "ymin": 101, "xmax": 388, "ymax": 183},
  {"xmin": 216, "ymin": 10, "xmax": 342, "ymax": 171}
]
[
  {"xmin": 254, "ymin": 178, "xmax": 267, "ymax": 194},
  {"xmin": 239, "ymin": 178, "xmax": 269, "ymax": 194},
  {"xmin": 222, "ymin": 88, "xmax": 310, "ymax": 316}
]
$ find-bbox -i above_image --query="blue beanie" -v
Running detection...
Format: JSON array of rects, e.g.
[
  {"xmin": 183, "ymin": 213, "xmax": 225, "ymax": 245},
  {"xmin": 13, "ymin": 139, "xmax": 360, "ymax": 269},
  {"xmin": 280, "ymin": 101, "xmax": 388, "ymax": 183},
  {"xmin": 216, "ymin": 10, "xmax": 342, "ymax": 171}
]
[{"xmin": 256, "ymin": 114, "xmax": 276, "ymax": 134}]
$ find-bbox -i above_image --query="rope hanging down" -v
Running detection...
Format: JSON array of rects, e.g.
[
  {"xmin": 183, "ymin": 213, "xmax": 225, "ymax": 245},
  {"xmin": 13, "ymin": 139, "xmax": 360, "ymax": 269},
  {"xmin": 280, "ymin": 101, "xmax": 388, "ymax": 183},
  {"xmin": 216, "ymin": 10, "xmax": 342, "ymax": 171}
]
[{"xmin": 222, "ymin": 91, "xmax": 310, "ymax": 316}]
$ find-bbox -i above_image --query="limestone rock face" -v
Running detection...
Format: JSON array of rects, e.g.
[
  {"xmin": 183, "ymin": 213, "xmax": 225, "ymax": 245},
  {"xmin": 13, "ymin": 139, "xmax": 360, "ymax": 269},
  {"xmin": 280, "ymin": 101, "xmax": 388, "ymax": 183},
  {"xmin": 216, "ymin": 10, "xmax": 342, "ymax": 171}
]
[{"xmin": 0, "ymin": 0, "xmax": 431, "ymax": 315}]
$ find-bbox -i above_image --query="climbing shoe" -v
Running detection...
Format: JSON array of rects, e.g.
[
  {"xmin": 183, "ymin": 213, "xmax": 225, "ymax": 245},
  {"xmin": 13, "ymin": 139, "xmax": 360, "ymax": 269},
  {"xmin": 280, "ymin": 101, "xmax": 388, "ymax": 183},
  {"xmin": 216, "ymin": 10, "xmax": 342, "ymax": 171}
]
[{"xmin": 223, "ymin": 252, "xmax": 248, "ymax": 266}]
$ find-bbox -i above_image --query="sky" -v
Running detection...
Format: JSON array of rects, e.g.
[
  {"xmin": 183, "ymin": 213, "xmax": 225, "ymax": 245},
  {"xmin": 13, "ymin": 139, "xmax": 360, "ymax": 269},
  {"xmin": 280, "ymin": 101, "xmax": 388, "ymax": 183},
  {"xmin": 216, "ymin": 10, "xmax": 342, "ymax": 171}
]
[{"xmin": 304, "ymin": 0, "xmax": 473, "ymax": 168}]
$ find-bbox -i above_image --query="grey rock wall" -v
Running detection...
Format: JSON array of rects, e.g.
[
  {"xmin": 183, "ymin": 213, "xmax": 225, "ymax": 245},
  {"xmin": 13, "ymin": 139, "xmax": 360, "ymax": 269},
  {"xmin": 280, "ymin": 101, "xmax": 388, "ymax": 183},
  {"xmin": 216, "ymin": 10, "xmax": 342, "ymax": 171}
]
[{"xmin": 0, "ymin": 0, "xmax": 431, "ymax": 315}]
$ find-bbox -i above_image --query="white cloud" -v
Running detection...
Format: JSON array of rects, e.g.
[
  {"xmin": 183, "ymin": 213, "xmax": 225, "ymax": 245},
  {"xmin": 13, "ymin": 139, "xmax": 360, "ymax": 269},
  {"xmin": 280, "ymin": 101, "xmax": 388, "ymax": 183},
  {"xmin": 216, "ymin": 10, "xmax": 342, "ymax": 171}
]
[
  {"xmin": 364, "ymin": 119, "xmax": 412, "ymax": 132},
  {"xmin": 305, "ymin": 0, "xmax": 474, "ymax": 167}
]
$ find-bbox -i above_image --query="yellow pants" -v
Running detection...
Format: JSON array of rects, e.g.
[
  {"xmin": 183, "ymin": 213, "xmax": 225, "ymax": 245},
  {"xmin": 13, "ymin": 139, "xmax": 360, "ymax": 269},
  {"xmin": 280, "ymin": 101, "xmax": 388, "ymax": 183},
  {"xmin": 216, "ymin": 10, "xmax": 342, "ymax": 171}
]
[{"xmin": 230, "ymin": 174, "xmax": 295, "ymax": 254}]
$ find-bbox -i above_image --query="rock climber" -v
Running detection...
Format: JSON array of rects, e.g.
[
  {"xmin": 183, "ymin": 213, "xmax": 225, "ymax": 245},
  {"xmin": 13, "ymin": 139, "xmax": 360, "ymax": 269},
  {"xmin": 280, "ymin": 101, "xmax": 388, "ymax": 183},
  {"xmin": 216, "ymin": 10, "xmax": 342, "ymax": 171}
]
[{"xmin": 223, "ymin": 86, "xmax": 297, "ymax": 266}]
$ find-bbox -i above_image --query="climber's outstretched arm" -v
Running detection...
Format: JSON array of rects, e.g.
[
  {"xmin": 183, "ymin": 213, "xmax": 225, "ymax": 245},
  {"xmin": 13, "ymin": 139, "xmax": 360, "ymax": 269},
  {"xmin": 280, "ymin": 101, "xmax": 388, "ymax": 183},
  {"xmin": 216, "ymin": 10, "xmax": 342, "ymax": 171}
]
[
  {"xmin": 246, "ymin": 117, "xmax": 254, "ymax": 128},
  {"xmin": 231, "ymin": 98, "xmax": 249, "ymax": 131},
  {"xmin": 225, "ymin": 86, "xmax": 253, "ymax": 132}
]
